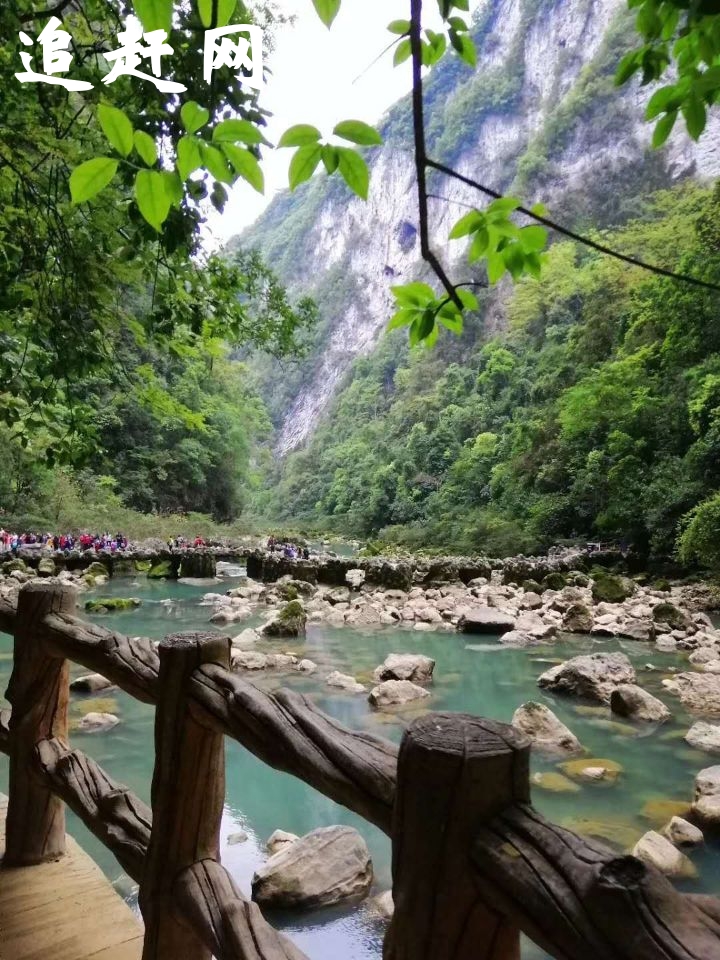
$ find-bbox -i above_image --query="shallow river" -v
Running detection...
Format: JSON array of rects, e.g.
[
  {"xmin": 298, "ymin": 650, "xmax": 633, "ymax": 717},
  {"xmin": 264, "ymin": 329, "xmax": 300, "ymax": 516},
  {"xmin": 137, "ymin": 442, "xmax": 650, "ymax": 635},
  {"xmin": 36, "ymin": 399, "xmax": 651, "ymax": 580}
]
[{"xmin": 1, "ymin": 573, "xmax": 718, "ymax": 959}]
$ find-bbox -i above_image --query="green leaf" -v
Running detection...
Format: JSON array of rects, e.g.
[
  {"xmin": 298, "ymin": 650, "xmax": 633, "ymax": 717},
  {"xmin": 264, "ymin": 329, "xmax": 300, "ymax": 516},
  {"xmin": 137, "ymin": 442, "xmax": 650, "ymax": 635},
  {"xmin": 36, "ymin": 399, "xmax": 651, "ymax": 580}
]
[
  {"xmin": 615, "ymin": 50, "xmax": 640, "ymax": 86},
  {"xmin": 530, "ymin": 202, "xmax": 547, "ymax": 217},
  {"xmin": 652, "ymin": 109, "xmax": 677, "ymax": 147},
  {"xmin": 394, "ymin": 38, "xmax": 412, "ymax": 66},
  {"xmin": 312, "ymin": 0, "xmax": 341, "ymax": 28},
  {"xmin": 333, "ymin": 119, "xmax": 382, "ymax": 146},
  {"xmin": 200, "ymin": 142, "xmax": 234, "ymax": 183},
  {"xmin": 486, "ymin": 250, "xmax": 506, "ymax": 283},
  {"xmin": 161, "ymin": 170, "xmax": 183, "ymax": 204},
  {"xmin": 646, "ymin": 85, "xmax": 679, "ymax": 119},
  {"xmin": 387, "ymin": 307, "xmax": 417, "ymax": 331},
  {"xmin": 220, "ymin": 144, "xmax": 265, "ymax": 192},
  {"xmin": 449, "ymin": 210, "xmax": 483, "ymax": 239},
  {"xmin": 519, "ymin": 224, "xmax": 548, "ymax": 253},
  {"xmin": 212, "ymin": 119, "xmax": 265, "ymax": 145},
  {"xmin": 336, "ymin": 147, "xmax": 369, "ymax": 199},
  {"xmin": 468, "ymin": 227, "xmax": 489, "ymax": 261},
  {"xmin": 504, "ymin": 243, "xmax": 527, "ymax": 279},
  {"xmin": 457, "ymin": 288, "xmax": 479, "ymax": 311},
  {"xmin": 177, "ymin": 135, "xmax": 202, "ymax": 181},
  {"xmin": 682, "ymin": 95, "xmax": 707, "ymax": 139},
  {"xmin": 134, "ymin": 169, "xmax": 171, "ymax": 231},
  {"xmin": 392, "ymin": 282, "xmax": 435, "ymax": 305},
  {"xmin": 457, "ymin": 33, "xmax": 476, "ymax": 66},
  {"xmin": 438, "ymin": 306, "xmax": 463, "ymax": 333},
  {"xmin": 69, "ymin": 157, "xmax": 118, "ymax": 203},
  {"xmin": 387, "ymin": 19, "xmax": 410, "ymax": 35},
  {"xmin": 487, "ymin": 196, "xmax": 521, "ymax": 216},
  {"xmin": 97, "ymin": 103, "xmax": 133, "ymax": 157},
  {"xmin": 278, "ymin": 124, "xmax": 322, "ymax": 147},
  {"xmin": 289, "ymin": 144, "xmax": 322, "ymax": 190},
  {"xmin": 180, "ymin": 101, "xmax": 209, "ymax": 135},
  {"xmin": 197, "ymin": 0, "xmax": 236, "ymax": 28},
  {"xmin": 133, "ymin": 0, "xmax": 172, "ymax": 32},
  {"xmin": 322, "ymin": 144, "xmax": 339, "ymax": 174},
  {"xmin": 134, "ymin": 130, "xmax": 158, "ymax": 166}
]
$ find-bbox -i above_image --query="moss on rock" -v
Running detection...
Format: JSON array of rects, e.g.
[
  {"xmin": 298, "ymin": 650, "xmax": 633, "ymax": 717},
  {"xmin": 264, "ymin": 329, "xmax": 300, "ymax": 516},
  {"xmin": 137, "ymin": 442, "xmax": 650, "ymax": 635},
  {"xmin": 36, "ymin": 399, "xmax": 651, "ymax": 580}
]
[
  {"xmin": 147, "ymin": 560, "xmax": 175, "ymax": 579},
  {"xmin": 85, "ymin": 597, "xmax": 142, "ymax": 613},
  {"xmin": 591, "ymin": 574, "xmax": 635, "ymax": 604}
]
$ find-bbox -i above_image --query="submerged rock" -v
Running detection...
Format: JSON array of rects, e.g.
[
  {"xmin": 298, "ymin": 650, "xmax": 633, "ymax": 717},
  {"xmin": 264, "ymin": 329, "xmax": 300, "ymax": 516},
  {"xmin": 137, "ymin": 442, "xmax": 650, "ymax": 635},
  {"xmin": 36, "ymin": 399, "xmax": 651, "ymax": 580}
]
[
  {"xmin": 77, "ymin": 711, "xmax": 120, "ymax": 733},
  {"xmin": 560, "ymin": 757, "xmax": 623, "ymax": 784},
  {"xmin": 252, "ymin": 825, "xmax": 373, "ymax": 909},
  {"xmin": 531, "ymin": 771, "xmax": 580, "ymax": 793},
  {"xmin": 325, "ymin": 671, "xmax": 366, "ymax": 693},
  {"xmin": 85, "ymin": 597, "xmax": 141, "ymax": 613},
  {"xmin": 511, "ymin": 702, "xmax": 583, "ymax": 756},
  {"xmin": 610, "ymin": 684, "xmax": 671, "ymax": 723},
  {"xmin": 368, "ymin": 679, "xmax": 430, "ymax": 708},
  {"xmin": 537, "ymin": 652, "xmax": 635, "ymax": 703},
  {"xmin": 373, "ymin": 653, "xmax": 435, "ymax": 684},
  {"xmin": 632, "ymin": 831, "xmax": 697, "ymax": 878}
]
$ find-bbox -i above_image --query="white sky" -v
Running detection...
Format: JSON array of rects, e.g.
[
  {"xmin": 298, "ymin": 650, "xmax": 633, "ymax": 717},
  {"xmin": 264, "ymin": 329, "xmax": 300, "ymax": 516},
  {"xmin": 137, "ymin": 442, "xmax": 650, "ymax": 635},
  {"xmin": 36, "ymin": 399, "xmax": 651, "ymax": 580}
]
[{"xmin": 207, "ymin": 0, "xmax": 478, "ymax": 245}]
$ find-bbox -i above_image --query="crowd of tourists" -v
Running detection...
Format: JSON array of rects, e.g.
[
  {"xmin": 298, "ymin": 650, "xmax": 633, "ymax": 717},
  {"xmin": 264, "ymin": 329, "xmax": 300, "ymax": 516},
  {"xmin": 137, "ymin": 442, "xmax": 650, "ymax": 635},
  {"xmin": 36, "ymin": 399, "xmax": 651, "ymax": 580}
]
[
  {"xmin": 0, "ymin": 530, "xmax": 129, "ymax": 555},
  {"xmin": 266, "ymin": 535, "xmax": 311, "ymax": 560},
  {"xmin": 166, "ymin": 536, "xmax": 207, "ymax": 549}
]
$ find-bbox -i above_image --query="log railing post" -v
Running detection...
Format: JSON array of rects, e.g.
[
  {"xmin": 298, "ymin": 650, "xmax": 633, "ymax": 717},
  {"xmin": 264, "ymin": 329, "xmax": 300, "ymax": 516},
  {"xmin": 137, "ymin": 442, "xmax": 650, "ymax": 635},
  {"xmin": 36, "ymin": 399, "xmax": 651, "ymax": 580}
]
[
  {"xmin": 4, "ymin": 581, "xmax": 77, "ymax": 865},
  {"xmin": 383, "ymin": 713, "xmax": 530, "ymax": 960},
  {"xmin": 140, "ymin": 631, "xmax": 230, "ymax": 960}
]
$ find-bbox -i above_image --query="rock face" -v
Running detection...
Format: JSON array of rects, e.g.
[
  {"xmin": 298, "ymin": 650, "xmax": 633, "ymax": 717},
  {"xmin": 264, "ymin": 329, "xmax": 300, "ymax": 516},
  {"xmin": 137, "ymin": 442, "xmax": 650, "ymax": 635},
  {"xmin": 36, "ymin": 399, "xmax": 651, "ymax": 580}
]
[
  {"xmin": 685, "ymin": 721, "xmax": 720, "ymax": 754},
  {"xmin": 373, "ymin": 653, "xmax": 435, "ymax": 683},
  {"xmin": 457, "ymin": 608, "xmax": 515, "ymax": 634},
  {"xmin": 511, "ymin": 702, "xmax": 583, "ymax": 756},
  {"xmin": 252, "ymin": 825, "xmax": 373, "ymax": 909},
  {"xmin": 262, "ymin": 600, "xmax": 307, "ymax": 638},
  {"xmin": 538, "ymin": 652, "xmax": 636, "ymax": 703},
  {"xmin": 632, "ymin": 831, "xmax": 697, "ymax": 878},
  {"xmin": 368, "ymin": 679, "xmax": 430, "ymax": 708},
  {"xmin": 179, "ymin": 551, "xmax": 217, "ymax": 578},
  {"xmin": 610, "ymin": 684, "xmax": 671, "ymax": 723},
  {"xmin": 693, "ymin": 766, "xmax": 720, "ymax": 825},
  {"xmin": 662, "ymin": 673, "xmax": 720, "ymax": 715}
]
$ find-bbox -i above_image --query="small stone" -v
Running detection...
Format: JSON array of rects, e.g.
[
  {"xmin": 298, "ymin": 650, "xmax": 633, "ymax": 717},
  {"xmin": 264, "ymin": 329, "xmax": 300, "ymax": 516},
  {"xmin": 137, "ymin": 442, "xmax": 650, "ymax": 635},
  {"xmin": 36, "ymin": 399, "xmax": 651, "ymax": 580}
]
[
  {"xmin": 560, "ymin": 757, "xmax": 622, "ymax": 783},
  {"xmin": 373, "ymin": 653, "xmax": 435, "ymax": 684},
  {"xmin": 77, "ymin": 712, "xmax": 119, "ymax": 733},
  {"xmin": 267, "ymin": 829, "xmax": 299, "ymax": 856},
  {"xmin": 371, "ymin": 890, "xmax": 394, "ymax": 920},
  {"xmin": 661, "ymin": 816, "xmax": 704, "ymax": 847},
  {"xmin": 685, "ymin": 721, "xmax": 720, "ymax": 755},
  {"xmin": 325, "ymin": 671, "xmax": 366, "ymax": 694},
  {"xmin": 610, "ymin": 684, "xmax": 671, "ymax": 723},
  {"xmin": 633, "ymin": 831, "xmax": 697, "ymax": 878},
  {"xmin": 531, "ymin": 771, "xmax": 580, "ymax": 793},
  {"xmin": 368, "ymin": 679, "xmax": 430, "ymax": 709},
  {"xmin": 296, "ymin": 658, "xmax": 317, "ymax": 673},
  {"xmin": 512, "ymin": 702, "xmax": 584, "ymax": 756},
  {"xmin": 228, "ymin": 831, "xmax": 248, "ymax": 845},
  {"xmin": 70, "ymin": 673, "xmax": 113, "ymax": 693}
]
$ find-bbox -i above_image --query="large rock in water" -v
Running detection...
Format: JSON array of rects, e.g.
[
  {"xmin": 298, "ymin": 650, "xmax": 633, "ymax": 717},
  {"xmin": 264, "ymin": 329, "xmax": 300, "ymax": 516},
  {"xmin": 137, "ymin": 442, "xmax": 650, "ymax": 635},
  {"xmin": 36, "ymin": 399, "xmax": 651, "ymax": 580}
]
[
  {"xmin": 632, "ymin": 831, "xmax": 697, "ymax": 878},
  {"xmin": 373, "ymin": 653, "xmax": 435, "ymax": 683},
  {"xmin": 685, "ymin": 721, "xmax": 720, "ymax": 754},
  {"xmin": 537, "ymin": 652, "xmax": 635, "ymax": 703},
  {"xmin": 252, "ymin": 825, "xmax": 373, "ymax": 909},
  {"xmin": 511, "ymin": 702, "xmax": 583, "ymax": 756},
  {"xmin": 368, "ymin": 679, "xmax": 430, "ymax": 708},
  {"xmin": 610, "ymin": 684, "xmax": 671, "ymax": 723},
  {"xmin": 662, "ymin": 673, "xmax": 720, "ymax": 716},
  {"xmin": 458, "ymin": 608, "xmax": 515, "ymax": 634},
  {"xmin": 262, "ymin": 600, "xmax": 307, "ymax": 638}
]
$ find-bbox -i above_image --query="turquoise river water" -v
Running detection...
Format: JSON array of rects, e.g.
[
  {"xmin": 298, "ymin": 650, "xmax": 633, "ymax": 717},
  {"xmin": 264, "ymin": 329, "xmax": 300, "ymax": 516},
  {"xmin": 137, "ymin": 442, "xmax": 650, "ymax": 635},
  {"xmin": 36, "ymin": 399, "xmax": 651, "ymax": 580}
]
[{"xmin": 1, "ymin": 572, "xmax": 719, "ymax": 959}]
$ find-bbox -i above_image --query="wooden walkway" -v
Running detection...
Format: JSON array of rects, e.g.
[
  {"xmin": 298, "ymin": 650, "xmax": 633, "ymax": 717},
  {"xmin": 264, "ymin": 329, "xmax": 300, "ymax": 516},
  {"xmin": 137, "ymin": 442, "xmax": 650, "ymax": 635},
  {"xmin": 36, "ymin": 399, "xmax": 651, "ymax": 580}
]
[{"xmin": 0, "ymin": 795, "xmax": 143, "ymax": 960}]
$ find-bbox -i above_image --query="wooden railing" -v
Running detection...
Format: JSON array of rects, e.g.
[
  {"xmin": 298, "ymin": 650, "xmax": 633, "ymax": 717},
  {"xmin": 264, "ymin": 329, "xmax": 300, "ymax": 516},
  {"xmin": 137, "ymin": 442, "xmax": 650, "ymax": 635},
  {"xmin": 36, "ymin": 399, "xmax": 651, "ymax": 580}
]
[{"xmin": 0, "ymin": 581, "xmax": 719, "ymax": 960}]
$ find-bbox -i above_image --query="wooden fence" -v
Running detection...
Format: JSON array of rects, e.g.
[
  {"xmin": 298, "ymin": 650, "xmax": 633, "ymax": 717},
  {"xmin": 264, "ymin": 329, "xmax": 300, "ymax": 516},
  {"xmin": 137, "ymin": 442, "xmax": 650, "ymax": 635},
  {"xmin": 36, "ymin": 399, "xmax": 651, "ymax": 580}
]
[{"xmin": 0, "ymin": 581, "xmax": 719, "ymax": 960}]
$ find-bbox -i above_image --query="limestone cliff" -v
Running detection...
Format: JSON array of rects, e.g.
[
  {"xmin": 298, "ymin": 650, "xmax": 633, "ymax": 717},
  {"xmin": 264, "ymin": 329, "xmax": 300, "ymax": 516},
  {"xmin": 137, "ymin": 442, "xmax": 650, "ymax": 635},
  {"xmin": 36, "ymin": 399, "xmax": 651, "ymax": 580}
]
[{"xmin": 229, "ymin": 0, "xmax": 720, "ymax": 454}]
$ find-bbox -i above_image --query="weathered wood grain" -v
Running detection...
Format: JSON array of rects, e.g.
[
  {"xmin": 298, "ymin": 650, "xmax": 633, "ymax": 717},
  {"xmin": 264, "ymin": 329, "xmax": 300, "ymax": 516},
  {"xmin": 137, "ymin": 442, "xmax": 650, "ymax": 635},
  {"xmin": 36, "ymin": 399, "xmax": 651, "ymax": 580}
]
[
  {"xmin": 384, "ymin": 714, "xmax": 526, "ymax": 960},
  {"xmin": 35, "ymin": 737, "xmax": 151, "ymax": 882},
  {"xmin": 472, "ymin": 802, "xmax": 720, "ymax": 960},
  {"xmin": 174, "ymin": 859, "xmax": 310, "ymax": 960},
  {"xmin": 5, "ymin": 582, "xmax": 76, "ymax": 864},
  {"xmin": 140, "ymin": 632, "xmax": 230, "ymax": 960}
]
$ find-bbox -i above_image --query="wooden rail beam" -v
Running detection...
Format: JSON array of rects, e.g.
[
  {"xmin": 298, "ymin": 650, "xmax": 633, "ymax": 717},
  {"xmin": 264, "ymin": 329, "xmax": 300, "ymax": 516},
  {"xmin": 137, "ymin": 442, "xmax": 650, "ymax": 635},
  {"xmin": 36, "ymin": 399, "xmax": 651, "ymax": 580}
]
[
  {"xmin": 384, "ymin": 714, "xmax": 526, "ymax": 960},
  {"xmin": 140, "ymin": 632, "xmax": 230, "ymax": 960},
  {"xmin": 4, "ymin": 581, "xmax": 76, "ymax": 865}
]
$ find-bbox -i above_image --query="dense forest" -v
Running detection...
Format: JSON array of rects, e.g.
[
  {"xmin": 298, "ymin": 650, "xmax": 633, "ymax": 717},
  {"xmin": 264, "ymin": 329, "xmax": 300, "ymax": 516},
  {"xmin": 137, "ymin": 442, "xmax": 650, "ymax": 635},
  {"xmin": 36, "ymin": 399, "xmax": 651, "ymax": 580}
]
[{"xmin": 255, "ymin": 181, "xmax": 720, "ymax": 565}]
